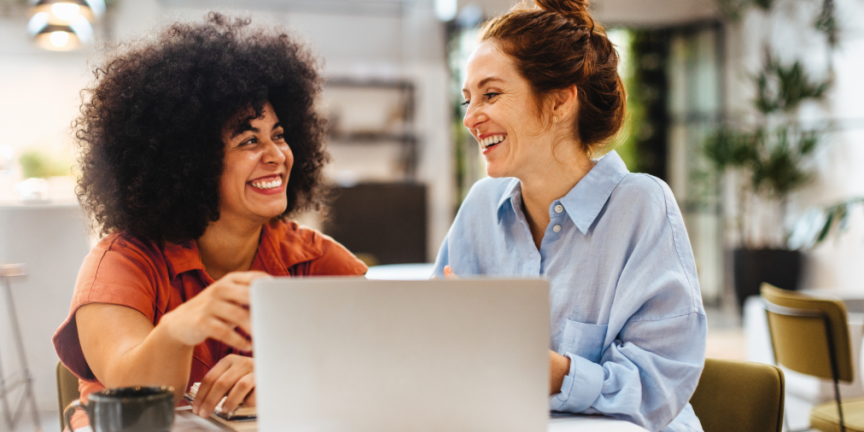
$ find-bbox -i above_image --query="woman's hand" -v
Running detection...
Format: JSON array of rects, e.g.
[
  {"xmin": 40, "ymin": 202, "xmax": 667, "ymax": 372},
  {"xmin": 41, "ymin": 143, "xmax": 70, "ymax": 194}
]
[
  {"xmin": 443, "ymin": 265, "xmax": 458, "ymax": 279},
  {"xmin": 431, "ymin": 265, "xmax": 459, "ymax": 280},
  {"xmin": 159, "ymin": 271, "xmax": 269, "ymax": 351},
  {"xmin": 549, "ymin": 350, "xmax": 571, "ymax": 395},
  {"xmin": 193, "ymin": 354, "xmax": 256, "ymax": 418}
]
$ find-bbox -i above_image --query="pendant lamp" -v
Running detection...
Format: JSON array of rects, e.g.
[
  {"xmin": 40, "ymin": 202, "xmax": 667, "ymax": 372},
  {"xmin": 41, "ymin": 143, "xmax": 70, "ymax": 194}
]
[
  {"xmin": 28, "ymin": 12, "xmax": 94, "ymax": 51},
  {"xmin": 29, "ymin": 0, "xmax": 105, "ymax": 24},
  {"xmin": 27, "ymin": 0, "xmax": 102, "ymax": 51}
]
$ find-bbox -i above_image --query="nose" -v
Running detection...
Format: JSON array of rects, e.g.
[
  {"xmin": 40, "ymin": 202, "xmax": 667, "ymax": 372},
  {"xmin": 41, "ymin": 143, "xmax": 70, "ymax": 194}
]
[
  {"xmin": 262, "ymin": 138, "xmax": 287, "ymax": 166},
  {"xmin": 463, "ymin": 102, "xmax": 487, "ymax": 131}
]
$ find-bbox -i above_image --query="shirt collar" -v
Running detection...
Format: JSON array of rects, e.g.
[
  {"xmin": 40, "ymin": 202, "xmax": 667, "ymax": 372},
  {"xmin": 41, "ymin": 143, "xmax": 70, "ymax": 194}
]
[
  {"xmin": 162, "ymin": 219, "xmax": 323, "ymax": 280},
  {"xmin": 496, "ymin": 178, "xmax": 523, "ymax": 220},
  {"xmin": 163, "ymin": 240, "xmax": 205, "ymax": 280},
  {"xmin": 560, "ymin": 150, "xmax": 629, "ymax": 234},
  {"xmin": 256, "ymin": 220, "xmax": 323, "ymax": 275},
  {"xmin": 496, "ymin": 150, "xmax": 629, "ymax": 234}
]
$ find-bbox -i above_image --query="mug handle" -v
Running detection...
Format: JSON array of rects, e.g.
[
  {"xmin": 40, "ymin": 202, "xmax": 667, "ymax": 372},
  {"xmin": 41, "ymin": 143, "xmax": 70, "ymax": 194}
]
[{"xmin": 63, "ymin": 400, "xmax": 86, "ymax": 431}]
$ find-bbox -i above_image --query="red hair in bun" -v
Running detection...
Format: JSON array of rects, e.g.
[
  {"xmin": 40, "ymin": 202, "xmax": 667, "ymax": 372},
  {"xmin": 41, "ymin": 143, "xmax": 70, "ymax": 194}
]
[{"xmin": 480, "ymin": 0, "xmax": 626, "ymax": 155}]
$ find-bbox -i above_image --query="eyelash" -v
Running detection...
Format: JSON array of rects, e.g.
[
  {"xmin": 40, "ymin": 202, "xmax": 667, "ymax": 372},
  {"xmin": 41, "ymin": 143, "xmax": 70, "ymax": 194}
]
[{"xmin": 461, "ymin": 92, "xmax": 500, "ymax": 106}]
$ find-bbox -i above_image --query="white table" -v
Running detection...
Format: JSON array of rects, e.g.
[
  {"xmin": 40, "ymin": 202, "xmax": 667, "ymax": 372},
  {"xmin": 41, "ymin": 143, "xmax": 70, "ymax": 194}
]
[{"xmin": 170, "ymin": 408, "xmax": 648, "ymax": 432}]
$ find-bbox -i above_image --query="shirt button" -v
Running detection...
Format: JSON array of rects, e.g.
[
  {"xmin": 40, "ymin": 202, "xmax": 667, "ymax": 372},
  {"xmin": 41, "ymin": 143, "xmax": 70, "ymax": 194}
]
[
  {"xmin": 553, "ymin": 224, "xmax": 561, "ymax": 233},
  {"xmin": 554, "ymin": 204, "xmax": 564, "ymax": 214}
]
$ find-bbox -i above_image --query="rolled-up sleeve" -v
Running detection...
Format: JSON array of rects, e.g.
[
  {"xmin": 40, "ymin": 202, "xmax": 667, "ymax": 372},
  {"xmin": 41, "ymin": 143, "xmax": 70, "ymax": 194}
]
[{"xmin": 551, "ymin": 312, "xmax": 706, "ymax": 431}]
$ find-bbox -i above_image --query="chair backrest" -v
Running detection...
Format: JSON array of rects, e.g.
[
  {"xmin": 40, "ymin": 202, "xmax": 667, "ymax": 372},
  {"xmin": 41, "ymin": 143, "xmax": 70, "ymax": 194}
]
[
  {"xmin": 56, "ymin": 361, "xmax": 80, "ymax": 431},
  {"xmin": 690, "ymin": 358, "xmax": 785, "ymax": 432},
  {"xmin": 761, "ymin": 283, "xmax": 854, "ymax": 382}
]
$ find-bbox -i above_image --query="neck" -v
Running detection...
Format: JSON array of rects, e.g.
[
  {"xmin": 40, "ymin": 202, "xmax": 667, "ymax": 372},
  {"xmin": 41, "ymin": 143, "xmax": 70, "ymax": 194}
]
[
  {"xmin": 518, "ymin": 145, "xmax": 594, "ymax": 249},
  {"xmin": 197, "ymin": 215, "xmax": 264, "ymax": 281}
]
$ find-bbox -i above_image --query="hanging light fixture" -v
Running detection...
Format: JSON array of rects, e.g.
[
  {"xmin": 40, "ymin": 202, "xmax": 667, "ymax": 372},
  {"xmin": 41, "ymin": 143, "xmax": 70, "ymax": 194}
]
[
  {"xmin": 29, "ymin": 0, "xmax": 105, "ymax": 24},
  {"xmin": 27, "ymin": 0, "xmax": 103, "ymax": 51}
]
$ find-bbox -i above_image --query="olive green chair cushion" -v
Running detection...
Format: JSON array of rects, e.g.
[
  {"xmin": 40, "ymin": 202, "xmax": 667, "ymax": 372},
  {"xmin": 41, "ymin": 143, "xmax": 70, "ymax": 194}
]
[
  {"xmin": 690, "ymin": 358, "xmax": 785, "ymax": 432},
  {"xmin": 810, "ymin": 398, "xmax": 864, "ymax": 432},
  {"xmin": 56, "ymin": 362, "xmax": 80, "ymax": 431}
]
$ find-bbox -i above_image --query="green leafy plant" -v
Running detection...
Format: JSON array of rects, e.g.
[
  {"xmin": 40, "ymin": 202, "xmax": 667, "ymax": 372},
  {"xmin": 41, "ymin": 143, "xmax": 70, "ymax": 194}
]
[
  {"xmin": 704, "ymin": 124, "xmax": 823, "ymax": 247},
  {"xmin": 754, "ymin": 57, "xmax": 830, "ymax": 114},
  {"xmin": 706, "ymin": 0, "xmax": 837, "ymax": 249}
]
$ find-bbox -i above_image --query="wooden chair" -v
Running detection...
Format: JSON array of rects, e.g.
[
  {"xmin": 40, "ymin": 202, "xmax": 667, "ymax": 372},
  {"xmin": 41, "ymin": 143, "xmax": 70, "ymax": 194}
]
[
  {"xmin": 55, "ymin": 362, "xmax": 79, "ymax": 431},
  {"xmin": 690, "ymin": 358, "xmax": 785, "ymax": 432},
  {"xmin": 762, "ymin": 283, "xmax": 864, "ymax": 432}
]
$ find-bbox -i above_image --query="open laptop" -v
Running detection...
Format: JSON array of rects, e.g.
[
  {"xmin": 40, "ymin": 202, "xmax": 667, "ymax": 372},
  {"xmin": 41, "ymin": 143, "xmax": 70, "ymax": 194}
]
[{"xmin": 250, "ymin": 277, "xmax": 550, "ymax": 432}]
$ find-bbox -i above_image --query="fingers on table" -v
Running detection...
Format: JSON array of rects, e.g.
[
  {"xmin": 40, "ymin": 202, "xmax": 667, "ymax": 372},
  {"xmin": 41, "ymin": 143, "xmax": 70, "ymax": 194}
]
[
  {"xmin": 195, "ymin": 357, "xmax": 252, "ymax": 417},
  {"xmin": 222, "ymin": 374, "xmax": 255, "ymax": 413}
]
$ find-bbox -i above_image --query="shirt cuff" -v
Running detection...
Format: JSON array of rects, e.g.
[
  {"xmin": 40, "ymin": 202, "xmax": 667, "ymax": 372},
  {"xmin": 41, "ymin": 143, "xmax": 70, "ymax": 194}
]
[{"xmin": 549, "ymin": 352, "xmax": 605, "ymax": 413}]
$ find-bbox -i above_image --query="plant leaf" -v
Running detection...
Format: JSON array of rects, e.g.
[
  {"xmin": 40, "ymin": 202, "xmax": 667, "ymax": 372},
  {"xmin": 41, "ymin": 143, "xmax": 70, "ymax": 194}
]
[{"xmin": 816, "ymin": 209, "xmax": 836, "ymax": 243}]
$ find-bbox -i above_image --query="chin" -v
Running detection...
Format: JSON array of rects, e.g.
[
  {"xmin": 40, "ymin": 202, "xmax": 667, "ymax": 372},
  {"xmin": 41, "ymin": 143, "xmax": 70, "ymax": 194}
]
[
  {"xmin": 254, "ymin": 205, "xmax": 288, "ymax": 221},
  {"xmin": 484, "ymin": 164, "xmax": 510, "ymax": 179}
]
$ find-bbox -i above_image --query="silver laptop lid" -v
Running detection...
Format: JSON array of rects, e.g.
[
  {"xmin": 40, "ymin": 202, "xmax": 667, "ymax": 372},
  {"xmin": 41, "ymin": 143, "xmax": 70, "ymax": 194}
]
[{"xmin": 251, "ymin": 278, "xmax": 550, "ymax": 432}]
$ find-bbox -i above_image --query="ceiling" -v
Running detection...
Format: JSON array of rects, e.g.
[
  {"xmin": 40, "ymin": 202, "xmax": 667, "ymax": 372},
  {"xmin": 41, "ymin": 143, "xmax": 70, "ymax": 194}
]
[{"xmin": 457, "ymin": 0, "xmax": 720, "ymax": 26}]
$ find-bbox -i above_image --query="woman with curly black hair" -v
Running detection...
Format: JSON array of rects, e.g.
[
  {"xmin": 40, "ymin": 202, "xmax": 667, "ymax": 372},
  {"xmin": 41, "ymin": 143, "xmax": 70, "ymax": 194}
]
[{"xmin": 52, "ymin": 13, "xmax": 366, "ymax": 428}]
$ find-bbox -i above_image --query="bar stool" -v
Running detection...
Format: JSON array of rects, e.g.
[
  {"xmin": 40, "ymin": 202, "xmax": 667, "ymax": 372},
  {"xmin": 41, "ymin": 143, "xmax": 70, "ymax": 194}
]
[{"xmin": 0, "ymin": 264, "xmax": 42, "ymax": 432}]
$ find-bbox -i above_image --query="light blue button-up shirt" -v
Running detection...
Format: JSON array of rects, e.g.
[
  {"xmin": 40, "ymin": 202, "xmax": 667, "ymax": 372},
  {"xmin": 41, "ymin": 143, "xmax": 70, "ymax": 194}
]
[{"xmin": 433, "ymin": 151, "xmax": 706, "ymax": 432}]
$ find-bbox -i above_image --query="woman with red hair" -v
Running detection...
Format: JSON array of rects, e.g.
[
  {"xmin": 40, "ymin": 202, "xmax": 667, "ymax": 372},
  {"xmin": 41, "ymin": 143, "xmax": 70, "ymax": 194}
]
[{"xmin": 435, "ymin": 1, "xmax": 706, "ymax": 431}]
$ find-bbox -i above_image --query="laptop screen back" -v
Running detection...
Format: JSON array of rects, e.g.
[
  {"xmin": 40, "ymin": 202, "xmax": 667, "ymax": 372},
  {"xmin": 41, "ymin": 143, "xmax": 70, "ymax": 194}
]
[{"xmin": 251, "ymin": 278, "xmax": 549, "ymax": 432}]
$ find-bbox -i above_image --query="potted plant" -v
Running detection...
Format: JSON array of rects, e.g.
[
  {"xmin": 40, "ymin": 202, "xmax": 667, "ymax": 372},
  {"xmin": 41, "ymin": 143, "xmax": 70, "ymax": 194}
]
[{"xmin": 707, "ymin": 0, "xmax": 837, "ymax": 308}]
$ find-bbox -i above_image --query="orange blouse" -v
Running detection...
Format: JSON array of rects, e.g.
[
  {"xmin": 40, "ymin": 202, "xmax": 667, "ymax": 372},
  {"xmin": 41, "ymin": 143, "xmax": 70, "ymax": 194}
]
[{"xmin": 53, "ymin": 219, "xmax": 366, "ymax": 414}]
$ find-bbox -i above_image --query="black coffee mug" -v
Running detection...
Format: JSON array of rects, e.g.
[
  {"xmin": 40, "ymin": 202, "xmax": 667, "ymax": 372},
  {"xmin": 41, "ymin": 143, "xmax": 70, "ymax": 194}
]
[{"xmin": 64, "ymin": 386, "xmax": 175, "ymax": 432}]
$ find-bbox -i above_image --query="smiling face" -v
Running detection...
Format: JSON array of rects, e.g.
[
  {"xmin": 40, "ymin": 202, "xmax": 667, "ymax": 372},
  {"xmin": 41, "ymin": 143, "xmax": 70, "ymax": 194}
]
[
  {"xmin": 462, "ymin": 40, "xmax": 554, "ymax": 179},
  {"xmin": 219, "ymin": 102, "xmax": 293, "ymax": 225}
]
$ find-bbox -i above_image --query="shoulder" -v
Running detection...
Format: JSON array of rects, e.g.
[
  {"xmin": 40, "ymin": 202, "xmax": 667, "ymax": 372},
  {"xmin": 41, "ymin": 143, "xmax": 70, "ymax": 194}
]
[
  {"xmin": 613, "ymin": 173, "xmax": 670, "ymax": 206},
  {"xmin": 609, "ymin": 173, "xmax": 679, "ymax": 222},
  {"xmin": 81, "ymin": 232, "xmax": 164, "ymax": 280},
  {"xmin": 105, "ymin": 232, "xmax": 164, "ymax": 258}
]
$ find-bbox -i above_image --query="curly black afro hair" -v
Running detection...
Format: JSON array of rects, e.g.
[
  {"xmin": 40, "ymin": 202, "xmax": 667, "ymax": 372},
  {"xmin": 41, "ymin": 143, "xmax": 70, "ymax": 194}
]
[{"xmin": 75, "ymin": 13, "xmax": 327, "ymax": 244}]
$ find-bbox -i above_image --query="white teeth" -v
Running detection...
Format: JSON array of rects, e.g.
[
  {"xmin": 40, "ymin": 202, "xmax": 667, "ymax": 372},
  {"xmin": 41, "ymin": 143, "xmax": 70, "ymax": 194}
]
[
  {"xmin": 251, "ymin": 178, "xmax": 282, "ymax": 189},
  {"xmin": 479, "ymin": 135, "xmax": 506, "ymax": 149}
]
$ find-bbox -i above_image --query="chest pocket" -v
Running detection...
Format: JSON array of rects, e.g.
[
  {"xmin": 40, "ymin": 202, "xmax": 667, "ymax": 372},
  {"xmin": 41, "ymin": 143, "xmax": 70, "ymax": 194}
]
[{"xmin": 557, "ymin": 319, "xmax": 608, "ymax": 364}]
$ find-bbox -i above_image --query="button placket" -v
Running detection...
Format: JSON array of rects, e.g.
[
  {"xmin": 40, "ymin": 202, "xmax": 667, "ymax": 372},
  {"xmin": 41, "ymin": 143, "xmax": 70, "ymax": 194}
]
[{"xmin": 550, "ymin": 202, "xmax": 564, "ymax": 234}]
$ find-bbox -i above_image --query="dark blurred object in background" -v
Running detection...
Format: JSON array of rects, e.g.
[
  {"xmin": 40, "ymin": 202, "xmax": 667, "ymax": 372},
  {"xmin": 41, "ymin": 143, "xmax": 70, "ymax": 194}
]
[
  {"xmin": 323, "ymin": 182, "xmax": 427, "ymax": 266},
  {"xmin": 629, "ymin": 28, "xmax": 670, "ymax": 181}
]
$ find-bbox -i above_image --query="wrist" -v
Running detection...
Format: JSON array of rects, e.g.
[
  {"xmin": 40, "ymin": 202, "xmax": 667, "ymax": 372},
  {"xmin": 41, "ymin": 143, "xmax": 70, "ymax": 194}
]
[
  {"xmin": 153, "ymin": 312, "xmax": 196, "ymax": 349},
  {"xmin": 551, "ymin": 352, "xmax": 571, "ymax": 394}
]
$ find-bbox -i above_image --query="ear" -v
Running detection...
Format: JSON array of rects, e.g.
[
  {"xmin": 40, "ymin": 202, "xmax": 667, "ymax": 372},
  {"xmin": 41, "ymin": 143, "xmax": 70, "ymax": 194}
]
[{"xmin": 551, "ymin": 85, "xmax": 579, "ymax": 119}]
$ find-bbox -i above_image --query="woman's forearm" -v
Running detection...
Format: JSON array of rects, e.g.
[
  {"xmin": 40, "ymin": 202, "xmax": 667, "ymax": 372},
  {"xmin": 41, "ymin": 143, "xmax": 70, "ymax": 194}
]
[
  {"xmin": 100, "ymin": 322, "xmax": 195, "ymax": 403},
  {"xmin": 77, "ymin": 304, "xmax": 195, "ymax": 405}
]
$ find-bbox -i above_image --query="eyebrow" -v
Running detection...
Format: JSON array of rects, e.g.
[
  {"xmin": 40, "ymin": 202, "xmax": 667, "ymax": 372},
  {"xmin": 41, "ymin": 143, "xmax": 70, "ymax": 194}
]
[
  {"xmin": 463, "ymin": 76, "xmax": 504, "ymax": 93},
  {"xmin": 231, "ymin": 121, "xmax": 283, "ymax": 139}
]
